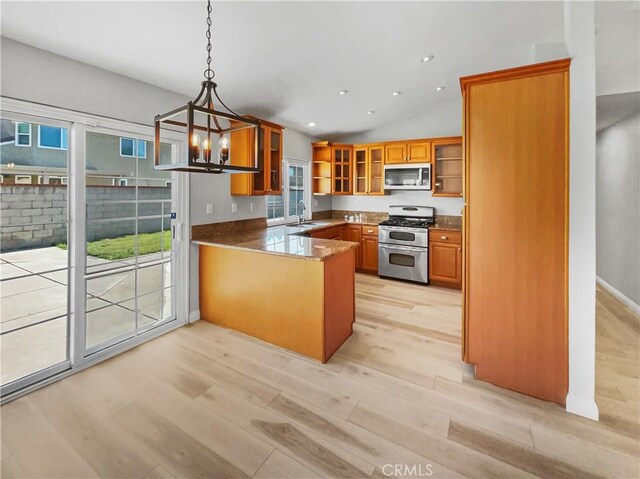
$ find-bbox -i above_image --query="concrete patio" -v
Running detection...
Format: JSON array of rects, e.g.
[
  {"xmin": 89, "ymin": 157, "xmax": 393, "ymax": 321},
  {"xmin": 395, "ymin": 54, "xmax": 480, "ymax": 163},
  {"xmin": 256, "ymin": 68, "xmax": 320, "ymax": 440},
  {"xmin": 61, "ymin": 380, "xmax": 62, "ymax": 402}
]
[{"xmin": 0, "ymin": 247, "xmax": 172, "ymax": 386}]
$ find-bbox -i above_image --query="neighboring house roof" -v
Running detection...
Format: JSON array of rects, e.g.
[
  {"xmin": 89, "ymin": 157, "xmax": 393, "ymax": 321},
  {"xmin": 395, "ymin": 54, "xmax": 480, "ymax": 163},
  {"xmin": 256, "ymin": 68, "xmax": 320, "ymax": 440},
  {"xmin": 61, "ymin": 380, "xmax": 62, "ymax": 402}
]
[{"xmin": 1, "ymin": 119, "xmax": 15, "ymax": 144}]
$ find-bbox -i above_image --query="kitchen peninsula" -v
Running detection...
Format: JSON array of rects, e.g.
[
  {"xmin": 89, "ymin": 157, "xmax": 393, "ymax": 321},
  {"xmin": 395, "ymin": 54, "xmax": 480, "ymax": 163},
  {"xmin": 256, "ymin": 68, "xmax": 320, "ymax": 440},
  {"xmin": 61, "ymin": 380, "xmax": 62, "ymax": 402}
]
[{"xmin": 193, "ymin": 220, "xmax": 360, "ymax": 363}]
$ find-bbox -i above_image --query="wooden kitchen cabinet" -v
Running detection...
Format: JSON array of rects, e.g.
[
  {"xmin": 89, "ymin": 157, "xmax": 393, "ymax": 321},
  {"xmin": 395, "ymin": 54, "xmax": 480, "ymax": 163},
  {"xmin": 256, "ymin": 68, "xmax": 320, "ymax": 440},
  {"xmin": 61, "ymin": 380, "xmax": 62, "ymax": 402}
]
[
  {"xmin": 310, "ymin": 225, "xmax": 341, "ymax": 240},
  {"xmin": 432, "ymin": 137, "xmax": 463, "ymax": 197},
  {"xmin": 461, "ymin": 59, "xmax": 570, "ymax": 404},
  {"xmin": 230, "ymin": 117, "xmax": 284, "ymax": 196},
  {"xmin": 332, "ymin": 145, "xmax": 353, "ymax": 195},
  {"xmin": 361, "ymin": 226, "xmax": 379, "ymax": 273},
  {"xmin": 312, "ymin": 142, "xmax": 352, "ymax": 195},
  {"xmin": 346, "ymin": 225, "xmax": 362, "ymax": 269},
  {"xmin": 385, "ymin": 140, "xmax": 431, "ymax": 164},
  {"xmin": 429, "ymin": 229, "xmax": 462, "ymax": 288},
  {"xmin": 353, "ymin": 145, "xmax": 384, "ymax": 195}
]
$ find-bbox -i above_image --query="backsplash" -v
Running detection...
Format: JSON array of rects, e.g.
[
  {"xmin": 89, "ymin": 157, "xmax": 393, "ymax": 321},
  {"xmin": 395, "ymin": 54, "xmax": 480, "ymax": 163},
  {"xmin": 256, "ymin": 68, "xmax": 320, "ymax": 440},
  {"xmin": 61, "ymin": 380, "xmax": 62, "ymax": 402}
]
[
  {"xmin": 192, "ymin": 217, "xmax": 267, "ymax": 240},
  {"xmin": 313, "ymin": 209, "xmax": 462, "ymax": 229}
]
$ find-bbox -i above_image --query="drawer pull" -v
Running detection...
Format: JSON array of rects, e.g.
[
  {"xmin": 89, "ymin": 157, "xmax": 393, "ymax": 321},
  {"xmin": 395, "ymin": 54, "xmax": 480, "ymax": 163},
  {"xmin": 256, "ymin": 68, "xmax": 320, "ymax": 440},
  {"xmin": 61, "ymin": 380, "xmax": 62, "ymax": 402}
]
[
  {"xmin": 441, "ymin": 236, "xmax": 448, "ymax": 240},
  {"xmin": 366, "ymin": 229, "xmax": 374, "ymax": 234}
]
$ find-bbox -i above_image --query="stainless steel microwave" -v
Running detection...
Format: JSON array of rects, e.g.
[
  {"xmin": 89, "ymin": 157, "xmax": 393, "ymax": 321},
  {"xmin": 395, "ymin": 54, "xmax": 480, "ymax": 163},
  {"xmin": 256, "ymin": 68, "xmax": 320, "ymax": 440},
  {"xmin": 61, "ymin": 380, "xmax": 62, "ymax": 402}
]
[{"xmin": 383, "ymin": 163, "xmax": 432, "ymax": 190}]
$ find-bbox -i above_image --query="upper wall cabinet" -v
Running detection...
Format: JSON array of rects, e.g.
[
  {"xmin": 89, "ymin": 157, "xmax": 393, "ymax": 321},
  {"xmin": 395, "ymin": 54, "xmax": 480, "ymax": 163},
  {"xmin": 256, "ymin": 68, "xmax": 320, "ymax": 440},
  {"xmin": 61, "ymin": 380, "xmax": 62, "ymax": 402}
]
[
  {"xmin": 332, "ymin": 145, "xmax": 353, "ymax": 195},
  {"xmin": 230, "ymin": 116, "xmax": 284, "ymax": 196},
  {"xmin": 432, "ymin": 137, "xmax": 463, "ymax": 197},
  {"xmin": 353, "ymin": 144, "xmax": 384, "ymax": 195},
  {"xmin": 385, "ymin": 140, "xmax": 431, "ymax": 164},
  {"xmin": 312, "ymin": 142, "xmax": 353, "ymax": 195}
]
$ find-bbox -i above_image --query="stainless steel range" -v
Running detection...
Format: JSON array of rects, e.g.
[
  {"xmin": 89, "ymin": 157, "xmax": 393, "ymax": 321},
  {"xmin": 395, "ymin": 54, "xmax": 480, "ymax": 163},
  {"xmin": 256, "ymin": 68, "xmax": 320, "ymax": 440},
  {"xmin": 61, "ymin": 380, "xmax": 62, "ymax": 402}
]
[{"xmin": 378, "ymin": 205, "xmax": 435, "ymax": 284}]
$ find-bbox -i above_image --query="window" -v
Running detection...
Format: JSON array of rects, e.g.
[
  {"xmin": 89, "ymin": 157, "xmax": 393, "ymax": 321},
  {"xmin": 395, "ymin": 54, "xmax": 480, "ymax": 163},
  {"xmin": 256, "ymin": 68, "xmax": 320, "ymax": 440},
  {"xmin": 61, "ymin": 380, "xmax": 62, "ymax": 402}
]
[
  {"xmin": 15, "ymin": 122, "xmax": 31, "ymax": 146},
  {"xmin": 38, "ymin": 125, "xmax": 68, "ymax": 150},
  {"xmin": 112, "ymin": 178, "xmax": 129, "ymax": 186},
  {"xmin": 137, "ymin": 139, "xmax": 146, "ymax": 158},
  {"xmin": 15, "ymin": 175, "xmax": 32, "ymax": 184},
  {"xmin": 266, "ymin": 158, "xmax": 309, "ymax": 225},
  {"xmin": 120, "ymin": 137, "xmax": 147, "ymax": 158}
]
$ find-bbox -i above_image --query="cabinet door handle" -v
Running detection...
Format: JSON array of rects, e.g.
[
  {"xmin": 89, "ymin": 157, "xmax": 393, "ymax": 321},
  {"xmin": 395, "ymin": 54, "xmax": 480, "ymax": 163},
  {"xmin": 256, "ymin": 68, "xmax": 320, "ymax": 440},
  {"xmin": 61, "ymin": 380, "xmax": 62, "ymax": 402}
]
[{"xmin": 441, "ymin": 236, "xmax": 448, "ymax": 240}]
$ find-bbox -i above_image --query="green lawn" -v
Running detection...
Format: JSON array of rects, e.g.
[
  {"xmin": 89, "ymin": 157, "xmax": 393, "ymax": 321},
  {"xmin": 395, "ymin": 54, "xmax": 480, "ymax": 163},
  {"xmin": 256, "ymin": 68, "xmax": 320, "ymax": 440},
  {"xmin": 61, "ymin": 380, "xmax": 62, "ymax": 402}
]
[{"xmin": 57, "ymin": 230, "xmax": 171, "ymax": 260}]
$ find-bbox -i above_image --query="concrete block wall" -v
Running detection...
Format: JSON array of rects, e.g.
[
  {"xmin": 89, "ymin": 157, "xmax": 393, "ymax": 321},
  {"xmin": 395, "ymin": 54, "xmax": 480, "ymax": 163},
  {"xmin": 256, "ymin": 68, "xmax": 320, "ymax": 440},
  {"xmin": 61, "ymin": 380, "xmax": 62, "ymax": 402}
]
[{"xmin": 0, "ymin": 185, "xmax": 171, "ymax": 252}]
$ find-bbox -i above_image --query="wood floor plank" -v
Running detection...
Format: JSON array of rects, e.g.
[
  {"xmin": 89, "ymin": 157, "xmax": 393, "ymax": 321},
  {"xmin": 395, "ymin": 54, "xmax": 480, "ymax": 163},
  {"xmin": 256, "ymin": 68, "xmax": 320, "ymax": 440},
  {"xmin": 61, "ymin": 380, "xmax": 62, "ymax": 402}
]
[
  {"xmin": 210, "ymin": 348, "xmax": 359, "ymax": 420},
  {"xmin": 448, "ymin": 420, "xmax": 602, "ymax": 479},
  {"xmin": 282, "ymin": 358, "xmax": 450, "ymax": 437},
  {"xmin": 112, "ymin": 401, "xmax": 250, "ymax": 478},
  {"xmin": 530, "ymin": 423, "xmax": 640, "ymax": 478},
  {"xmin": 268, "ymin": 393, "xmax": 465, "ymax": 479},
  {"xmin": 253, "ymin": 450, "xmax": 323, "ymax": 479},
  {"xmin": 28, "ymin": 379, "xmax": 158, "ymax": 479},
  {"xmin": 336, "ymin": 358, "xmax": 534, "ymax": 446},
  {"xmin": 348, "ymin": 403, "xmax": 538, "ymax": 479},
  {"xmin": 195, "ymin": 385, "xmax": 376, "ymax": 478},
  {"xmin": 1, "ymin": 411, "xmax": 99, "ymax": 478},
  {"xmin": 107, "ymin": 373, "xmax": 275, "ymax": 478}
]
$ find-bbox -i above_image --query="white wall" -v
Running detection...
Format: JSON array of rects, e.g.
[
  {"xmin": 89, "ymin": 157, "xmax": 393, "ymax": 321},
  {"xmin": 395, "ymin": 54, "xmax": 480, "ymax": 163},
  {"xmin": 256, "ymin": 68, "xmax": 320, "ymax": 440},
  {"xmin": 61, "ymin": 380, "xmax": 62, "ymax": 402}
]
[
  {"xmin": 564, "ymin": 1, "xmax": 599, "ymax": 421},
  {"xmin": 596, "ymin": 98, "xmax": 640, "ymax": 307}
]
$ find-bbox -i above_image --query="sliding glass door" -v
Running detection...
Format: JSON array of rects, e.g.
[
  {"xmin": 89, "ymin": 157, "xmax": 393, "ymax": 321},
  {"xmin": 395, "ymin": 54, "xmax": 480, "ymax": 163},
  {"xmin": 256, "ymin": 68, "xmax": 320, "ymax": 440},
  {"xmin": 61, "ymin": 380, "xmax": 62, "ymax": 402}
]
[
  {"xmin": 84, "ymin": 130, "xmax": 177, "ymax": 354},
  {"xmin": 0, "ymin": 113, "xmax": 72, "ymax": 391},
  {"xmin": 0, "ymin": 103, "xmax": 187, "ymax": 398}
]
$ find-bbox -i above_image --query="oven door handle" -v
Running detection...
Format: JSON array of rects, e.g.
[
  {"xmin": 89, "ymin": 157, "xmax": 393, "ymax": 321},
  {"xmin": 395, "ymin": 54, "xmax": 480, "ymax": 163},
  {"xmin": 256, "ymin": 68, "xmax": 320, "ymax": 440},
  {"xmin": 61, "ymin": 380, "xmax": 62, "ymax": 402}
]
[{"xmin": 379, "ymin": 244, "xmax": 427, "ymax": 253}]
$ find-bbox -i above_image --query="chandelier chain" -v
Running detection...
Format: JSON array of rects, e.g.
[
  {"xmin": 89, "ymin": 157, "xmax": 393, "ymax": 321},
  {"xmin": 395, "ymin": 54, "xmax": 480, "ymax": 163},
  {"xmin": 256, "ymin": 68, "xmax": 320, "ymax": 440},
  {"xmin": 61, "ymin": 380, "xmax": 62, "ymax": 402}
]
[{"xmin": 204, "ymin": 0, "xmax": 214, "ymax": 80}]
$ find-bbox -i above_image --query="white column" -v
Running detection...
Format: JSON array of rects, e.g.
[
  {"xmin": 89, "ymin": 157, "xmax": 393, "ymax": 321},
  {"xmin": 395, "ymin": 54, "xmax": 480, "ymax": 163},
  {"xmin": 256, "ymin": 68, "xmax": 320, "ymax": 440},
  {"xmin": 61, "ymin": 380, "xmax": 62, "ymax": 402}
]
[{"xmin": 564, "ymin": 1, "xmax": 599, "ymax": 420}]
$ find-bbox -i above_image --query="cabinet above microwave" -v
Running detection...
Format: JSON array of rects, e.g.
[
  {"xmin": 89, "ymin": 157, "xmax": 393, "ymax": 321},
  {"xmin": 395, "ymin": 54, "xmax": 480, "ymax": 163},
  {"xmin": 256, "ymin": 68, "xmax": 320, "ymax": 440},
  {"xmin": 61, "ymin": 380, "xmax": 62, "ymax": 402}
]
[{"xmin": 384, "ymin": 163, "xmax": 432, "ymax": 190}]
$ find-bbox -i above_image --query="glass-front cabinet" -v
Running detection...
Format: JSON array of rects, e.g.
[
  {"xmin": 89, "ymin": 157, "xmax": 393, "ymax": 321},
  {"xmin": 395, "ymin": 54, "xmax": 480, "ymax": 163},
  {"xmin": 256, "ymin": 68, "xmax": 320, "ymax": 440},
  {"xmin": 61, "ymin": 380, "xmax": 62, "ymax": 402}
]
[
  {"xmin": 332, "ymin": 145, "xmax": 352, "ymax": 195},
  {"xmin": 230, "ymin": 116, "xmax": 284, "ymax": 196},
  {"xmin": 353, "ymin": 144, "xmax": 385, "ymax": 195}
]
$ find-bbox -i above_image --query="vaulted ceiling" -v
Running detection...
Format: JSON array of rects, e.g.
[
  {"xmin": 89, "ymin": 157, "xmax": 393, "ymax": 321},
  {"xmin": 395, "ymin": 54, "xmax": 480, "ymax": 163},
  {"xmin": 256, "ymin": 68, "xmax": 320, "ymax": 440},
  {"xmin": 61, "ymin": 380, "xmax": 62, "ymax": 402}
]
[{"xmin": 1, "ymin": 1, "xmax": 629, "ymax": 137}]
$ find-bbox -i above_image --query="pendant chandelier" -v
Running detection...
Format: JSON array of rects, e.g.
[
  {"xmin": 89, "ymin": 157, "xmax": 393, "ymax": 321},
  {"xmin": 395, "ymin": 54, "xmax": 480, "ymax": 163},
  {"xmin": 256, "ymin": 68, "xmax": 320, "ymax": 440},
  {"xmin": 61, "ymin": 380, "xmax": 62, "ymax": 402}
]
[{"xmin": 154, "ymin": 0, "xmax": 260, "ymax": 174}]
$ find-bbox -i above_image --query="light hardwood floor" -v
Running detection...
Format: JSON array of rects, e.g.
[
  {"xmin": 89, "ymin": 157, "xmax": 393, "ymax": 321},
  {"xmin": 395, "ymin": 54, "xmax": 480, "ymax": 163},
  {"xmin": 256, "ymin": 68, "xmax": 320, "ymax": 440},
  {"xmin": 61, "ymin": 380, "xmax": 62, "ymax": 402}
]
[{"xmin": 1, "ymin": 275, "xmax": 638, "ymax": 478}]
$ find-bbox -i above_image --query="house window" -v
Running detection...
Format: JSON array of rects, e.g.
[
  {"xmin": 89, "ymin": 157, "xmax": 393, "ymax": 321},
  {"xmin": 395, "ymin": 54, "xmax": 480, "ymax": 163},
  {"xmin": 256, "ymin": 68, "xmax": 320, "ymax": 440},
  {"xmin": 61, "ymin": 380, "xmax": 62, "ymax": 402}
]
[
  {"xmin": 15, "ymin": 123, "xmax": 31, "ymax": 146},
  {"xmin": 38, "ymin": 125, "xmax": 68, "ymax": 150},
  {"xmin": 120, "ymin": 137, "xmax": 147, "ymax": 158},
  {"xmin": 137, "ymin": 139, "xmax": 146, "ymax": 158},
  {"xmin": 15, "ymin": 175, "xmax": 32, "ymax": 184},
  {"xmin": 112, "ymin": 178, "xmax": 129, "ymax": 187}
]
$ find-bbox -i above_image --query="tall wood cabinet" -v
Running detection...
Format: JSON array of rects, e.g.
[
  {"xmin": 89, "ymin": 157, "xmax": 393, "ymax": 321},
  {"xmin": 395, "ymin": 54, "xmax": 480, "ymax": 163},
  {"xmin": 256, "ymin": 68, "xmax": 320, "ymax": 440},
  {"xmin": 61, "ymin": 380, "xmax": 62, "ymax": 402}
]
[
  {"xmin": 230, "ymin": 117, "xmax": 284, "ymax": 195},
  {"xmin": 312, "ymin": 142, "xmax": 352, "ymax": 195},
  {"xmin": 461, "ymin": 59, "xmax": 571, "ymax": 405}
]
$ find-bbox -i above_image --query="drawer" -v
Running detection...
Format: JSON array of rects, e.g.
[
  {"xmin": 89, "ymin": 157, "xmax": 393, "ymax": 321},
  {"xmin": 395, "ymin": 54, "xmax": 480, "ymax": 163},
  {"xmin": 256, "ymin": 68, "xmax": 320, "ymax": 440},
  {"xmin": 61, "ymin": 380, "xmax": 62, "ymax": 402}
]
[
  {"xmin": 361, "ymin": 225, "xmax": 378, "ymax": 237},
  {"xmin": 429, "ymin": 229, "xmax": 461, "ymax": 244}
]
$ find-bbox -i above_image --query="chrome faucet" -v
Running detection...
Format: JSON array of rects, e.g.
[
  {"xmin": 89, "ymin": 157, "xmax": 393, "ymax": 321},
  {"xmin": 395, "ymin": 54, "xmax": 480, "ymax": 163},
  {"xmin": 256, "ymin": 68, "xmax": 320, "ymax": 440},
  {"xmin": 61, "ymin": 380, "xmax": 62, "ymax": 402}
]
[{"xmin": 296, "ymin": 200, "xmax": 306, "ymax": 224}]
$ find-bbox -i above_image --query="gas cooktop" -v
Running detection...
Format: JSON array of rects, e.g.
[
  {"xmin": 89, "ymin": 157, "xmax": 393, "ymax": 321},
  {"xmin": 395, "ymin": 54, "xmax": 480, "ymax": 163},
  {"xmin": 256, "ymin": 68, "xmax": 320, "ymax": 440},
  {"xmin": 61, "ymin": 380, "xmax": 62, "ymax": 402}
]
[{"xmin": 379, "ymin": 217, "xmax": 435, "ymax": 228}]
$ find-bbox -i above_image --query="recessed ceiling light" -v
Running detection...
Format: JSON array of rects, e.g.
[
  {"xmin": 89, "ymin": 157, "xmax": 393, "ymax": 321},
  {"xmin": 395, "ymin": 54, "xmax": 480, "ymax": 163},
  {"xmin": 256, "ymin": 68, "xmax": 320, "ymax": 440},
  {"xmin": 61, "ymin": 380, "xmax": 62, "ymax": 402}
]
[
  {"xmin": 367, "ymin": 111, "xmax": 375, "ymax": 115},
  {"xmin": 434, "ymin": 86, "xmax": 445, "ymax": 92},
  {"xmin": 392, "ymin": 91, "xmax": 402, "ymax": 96},
  {"xmin": 421, "ymin": 55, "xmax": 434, "ymax": 63},
  {"xmin": 338, "ymin": 90, "xmax": 348, "ymax": 95},
  {"xmin": 307, "ymin": 122, "xmax": 317, "ymax": 127}
]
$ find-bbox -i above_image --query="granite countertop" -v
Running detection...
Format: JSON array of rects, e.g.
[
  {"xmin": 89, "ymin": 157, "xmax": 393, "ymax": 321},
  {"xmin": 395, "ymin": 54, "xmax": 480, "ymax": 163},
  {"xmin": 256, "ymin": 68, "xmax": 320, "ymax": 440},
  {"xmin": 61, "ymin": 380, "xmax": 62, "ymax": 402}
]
[
  {"xmin": 192, "ymin": 219, "xmax": 374, "ymax": 262},
  {"xmin": 430, "ymin": 223, "xmax": 463, "ymax": 232}
]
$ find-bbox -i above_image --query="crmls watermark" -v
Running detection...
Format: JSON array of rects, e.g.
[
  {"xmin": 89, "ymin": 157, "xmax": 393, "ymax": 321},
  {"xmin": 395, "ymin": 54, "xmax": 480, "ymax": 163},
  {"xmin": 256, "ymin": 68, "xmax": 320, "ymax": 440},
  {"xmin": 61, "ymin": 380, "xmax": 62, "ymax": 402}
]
[{"xmin": 382, "ymin": 464, "xmax": 434, "ymax": 477}]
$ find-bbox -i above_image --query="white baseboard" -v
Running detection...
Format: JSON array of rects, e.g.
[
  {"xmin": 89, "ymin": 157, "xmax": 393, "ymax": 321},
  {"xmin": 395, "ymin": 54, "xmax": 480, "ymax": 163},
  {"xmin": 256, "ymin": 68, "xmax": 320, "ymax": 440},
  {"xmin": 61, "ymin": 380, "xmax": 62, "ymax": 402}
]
[
  {"xmin": 189, "ymin": 309, "xmax": 201, "ymax": 323},
  {"xmin": 596, "ymin": 276, "xmax": 640, "ymax": 313},
  {"xmin": 566, "ymin": 392, "xmax": 599, "ymax": 421}
]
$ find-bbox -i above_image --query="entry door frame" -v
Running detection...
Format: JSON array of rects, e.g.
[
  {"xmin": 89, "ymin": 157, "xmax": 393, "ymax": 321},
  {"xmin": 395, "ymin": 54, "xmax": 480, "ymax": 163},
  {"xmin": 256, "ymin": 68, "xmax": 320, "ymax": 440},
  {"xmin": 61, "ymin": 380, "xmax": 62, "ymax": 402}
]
[{"xmin": 0, "ymin": 97, "xmax": 190, "ymax": 401}]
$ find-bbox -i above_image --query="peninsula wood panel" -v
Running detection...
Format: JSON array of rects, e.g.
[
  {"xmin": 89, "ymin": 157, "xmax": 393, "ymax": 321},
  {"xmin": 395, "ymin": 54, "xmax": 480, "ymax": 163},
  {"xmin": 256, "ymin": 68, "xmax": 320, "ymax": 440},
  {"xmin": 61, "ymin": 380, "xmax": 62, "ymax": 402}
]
[
  {"xmin": 461, "ymin": 59, "xmax": 570, "ymax": 404},
  {"xmin": 199, "ymin": 245, "xmax": 354, "ymax": 362},
  {"xmin": 199, "ymin": 246, "xmax": 327, "ymax": 359}
]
